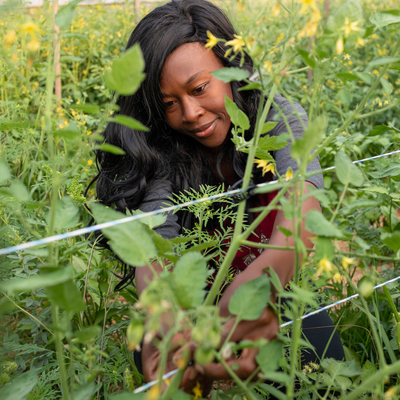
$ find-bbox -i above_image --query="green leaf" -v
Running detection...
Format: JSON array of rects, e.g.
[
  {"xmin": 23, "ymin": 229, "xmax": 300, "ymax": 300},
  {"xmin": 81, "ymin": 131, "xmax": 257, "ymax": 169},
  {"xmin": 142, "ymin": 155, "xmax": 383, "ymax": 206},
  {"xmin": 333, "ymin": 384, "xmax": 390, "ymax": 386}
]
[
  {"xmin": 87, "ymin": 278, "xmax": 101, "ymax": 306},
  {"xmin": 297, "ymin": 48, "xmax": 317, "ymax": 69},
  {"xmin": 0, "ymin": 266, "xmax": 72, "ymax": 293},
  {"xmin": 61, "ymin": 56, "xmax": 84, "ymax": 62},
  {"xmin": 172, "ymin": 390, "xmax": 192, "ymax": 400},
  {"xmin": 10, "ymin": 180, "xmax": 31, "ymax": 202},
  {"xmin": 254, "ymin": 150, "xmax": 274, "ymax": 162},
  {"xmin": 305, "ymin": 210, "xmax": 345, "ymax": 239},
  {"xmin": 361, "ymin": 186, "xmax": 389, "ymax": 194},
  {"xmin": 380, "ymin": 76, "xmax": 393, "ymax": 95},
  {"xmin": 70, "ymin": 104, "xmax": 100, "ymax": 114},
  {"xmin": 336, "ymin": 72, "xmax": 358, "ymax": 82},
  {"xmin": 55, "ymin": 0, "xmax": 83, "ymax": 28},
  {"xmin": 91, "ymin": 203, "xmax": 157, "ymax": 266},
  {"xmin": 335, "ymin": 151, "xmax": 364, "ymax": 187},
  {"xmin": 277, "ymin": 226, "xmax": 292, "ymax": 237},
  {"xmin": 74, "ymin": 382, "xmax": 98, "ymax": 400},
  {"xmin": 368, "ymin": 164, "xmax": 400, "ymax": 179},
  {"xmin": 258, "ymin": 135, "xmax": 287, "ymax": 152},
  {"xmin": 256, "ymin": 340, "xmax": 283, "ymax": 374},
  {"xmin": 98, "ymin": 143, "xmax": 126, "ymax": 155},
  {"xmin": 261, "ymin": 121, "xmax": 278, "ymax": 135},
  {"xmin": 381, "ymin": 231, "xmax": 400, "ymax": 252},
  {"xmin": 368, "ymin": 57, "xmax": 400, "ymax": 68},
  {"xmin": 228, "ymin": 275, "xmax": 271, "ymax": 320},
  {"xmin": 360, "ymin": 360, "xmax": 377, "ymax": 382},
  {"xmin": 170, "ymin": 252, "xmax": 208, "ymax": 309},
  {"xmin": 53, "ymin": 122, "xmax": 80, "ymax": 141},
  {"xmin": 326, "ymin": 0, "xmax": 363, "ymax": 32},
  {"xmin": 109, "ymin": 115, "xmax": 150, "ymax": 132},
  {"xmin": 0, "ymin": 120, "xmax": 33, "ymax": 130},
  {"xmin": 354, "ymin": 72, "xmax": 372, "ymax": 85},
  {"xmin": 104, "ymin": 43, "xmax": 146, "ymax": 95},
  {"xmin": 46, "ymin": 279, "xmax": 85, "ymax": 312},
  {"xmin": 370, "ymin": 10, "xmax": 400, "ymax": 29},
  {"xmin": 321, "ymin": 358, "xmax": 362, "ymax": 377},
  {"xmin": 367, "ymin": 125, "xmax": 393, "ymax": 136},
  {"xmin": 225, "ymin": 95, "xmax": 250, "ymax": 130},
  {"xmin": 211, "ymin": 67, "xmax": 249, "ymax": 83},
  {"xmin": 131, "ymin": 209, "xmax": 167, "ymax": 229},
  {"xmin": 291, "ymin": 115, "xmax": 326, "ymax": 161},
  {"xmin": 73, "ymin": 326, "xmax": 101, "ymax": 344},
  {"xmin": 338, "ymin": 88, "xmax": 352, "ymax": 106},
  {"xmin": 0, "ymin": 159, "xmax": 11, "ymax": 184},
  {"xmin": 0, "ymin": 369, "xmax": 38, "ymax": 400},
  {"xmin": 46, "ymin": 196, "xmax": 79, "ymax": 230},
  {"xmin": 316, "ymin": 237, "xmax": 335, "ymax": 261}
]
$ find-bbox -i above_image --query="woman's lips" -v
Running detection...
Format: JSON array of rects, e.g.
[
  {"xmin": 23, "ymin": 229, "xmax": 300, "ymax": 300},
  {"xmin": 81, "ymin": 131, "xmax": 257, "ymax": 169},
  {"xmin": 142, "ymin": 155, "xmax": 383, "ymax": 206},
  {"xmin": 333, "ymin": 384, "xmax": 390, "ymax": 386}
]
[{"xmin": 191, "ymin": 120, "xmax": 217, "ymax": 138}]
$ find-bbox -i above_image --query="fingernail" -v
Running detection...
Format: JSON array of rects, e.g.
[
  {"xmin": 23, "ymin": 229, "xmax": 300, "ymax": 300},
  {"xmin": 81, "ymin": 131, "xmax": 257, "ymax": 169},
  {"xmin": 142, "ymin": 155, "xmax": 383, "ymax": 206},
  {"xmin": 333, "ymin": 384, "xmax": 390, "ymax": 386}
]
[
  {"xmin": 195, "ymin": 364, "xmax": 204, "ymax": 374},
  {"xmin": 188, "ymin": 367, "xmax": 197, "ymax": 380}
]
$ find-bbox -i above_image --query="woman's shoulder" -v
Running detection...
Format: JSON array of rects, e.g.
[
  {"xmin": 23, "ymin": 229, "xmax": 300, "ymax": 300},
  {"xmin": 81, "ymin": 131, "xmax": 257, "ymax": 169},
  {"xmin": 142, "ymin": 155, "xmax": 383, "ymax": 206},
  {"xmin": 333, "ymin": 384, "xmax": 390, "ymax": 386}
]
[{"xmin": 268, "ymin": 94, "xmax": 308, "ymax": 123}]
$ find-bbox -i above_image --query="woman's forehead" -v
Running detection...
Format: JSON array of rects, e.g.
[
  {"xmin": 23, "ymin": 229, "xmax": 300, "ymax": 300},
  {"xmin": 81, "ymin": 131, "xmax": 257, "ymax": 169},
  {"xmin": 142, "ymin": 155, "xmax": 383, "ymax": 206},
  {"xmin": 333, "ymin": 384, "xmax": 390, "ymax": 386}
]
[{"xmin": 160, "ymin": 42, "xmax": 223, "ymax": 89}]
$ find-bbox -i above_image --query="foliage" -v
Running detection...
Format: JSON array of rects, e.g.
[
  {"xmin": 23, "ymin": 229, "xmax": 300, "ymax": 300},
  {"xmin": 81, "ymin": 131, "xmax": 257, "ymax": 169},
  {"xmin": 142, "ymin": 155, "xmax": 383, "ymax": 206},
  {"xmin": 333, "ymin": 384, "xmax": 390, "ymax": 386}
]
[{"xmin": 1, "ymin": 0, "xmax": 400, "ymax": 399}]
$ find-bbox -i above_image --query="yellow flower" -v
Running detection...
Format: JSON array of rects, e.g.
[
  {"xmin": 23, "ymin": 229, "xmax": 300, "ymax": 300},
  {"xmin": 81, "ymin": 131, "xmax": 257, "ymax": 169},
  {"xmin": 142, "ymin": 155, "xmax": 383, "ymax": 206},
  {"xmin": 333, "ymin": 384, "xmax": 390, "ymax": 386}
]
[
  {"xmin": 297, "ymin": 0, "xmax": 319, "ymax": 14},
  {"xmin": 336, "ymin": 37, "xmax": 344, "ymax": 54},
  {"xmin": 341, "ymin": 18, "xmax": 361, "ymax": 38},
  {"xmin": 193, "ymin": 381, "xmax": 203, "ymax": 400},
  {"xmin": 87, "ymin": 130, "xmax": 92, "ymax": 135},
  {"xmin": 298, "ymin": 19, "xmax": 318, "ymax": 38},
  {"xmin": 356, "ymin": 37, "xmax": 365, "ymax": 47},
  {"xmin": 87, "ymin": 160, "xmax": 93, "ymax": 166},
  {"xmin": 341, "ymin": 257, "xmax": 354, "ymax": 270},
  {"xmin": 254, "ymin": 159, "xmax": 276, "ymax": 176},
  {"xmin": 343, "ymin": 54, "xmax": 351, "ymax": 60},
  {"xmin": 285, "ymin": 168, "xmax": 293, "ymax": 181},
  {"xmin": 264, "ymin": 60, "xmax": 273, "ymax": 73},
  {"xmin": 21, "ymin": 22, "xmax": 40, "ymax": 36},
  {"xmin": 317, "ymin": 258, "xmax": 333, "ymax": 275},
  {"xmin": 225, "ymin": 34, "xmax": 245, "ymax": 53},
  {"xmin": 12, "ymin": 53, "xmax": 18, "ymax": 63},
  {"xmin": 205, "ymin": 30, "xmax": 219, "ymax": 51},
  {"xmin": 27, "ymin": 39, "xmax": 40, "ymax": 52},
  {"xmin": 5, "ymin": 30, "xmax": 16, "ymax": 48},
  {"xmin": 332, "ymin": 272, "xmax": 343, "ymax": 283},
  {"xmin": 272, "ymin": 3, "xmax": 280, "ymax": 17},
  {"xmin": 147, "ymin": 385, "xmax": 160, "ymax": 400}
]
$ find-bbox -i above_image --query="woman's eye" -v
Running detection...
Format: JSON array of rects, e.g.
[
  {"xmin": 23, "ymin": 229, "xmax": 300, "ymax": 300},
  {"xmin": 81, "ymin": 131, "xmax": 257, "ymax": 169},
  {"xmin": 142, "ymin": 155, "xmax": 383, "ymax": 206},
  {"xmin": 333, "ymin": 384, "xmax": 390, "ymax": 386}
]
[
  {"xmin": 164, "ymin": 100, "xmax": 175, "ymax": 108},
  {"xmin": 194, "ymin": 84, "xmax": 207, "ymax": 94}
]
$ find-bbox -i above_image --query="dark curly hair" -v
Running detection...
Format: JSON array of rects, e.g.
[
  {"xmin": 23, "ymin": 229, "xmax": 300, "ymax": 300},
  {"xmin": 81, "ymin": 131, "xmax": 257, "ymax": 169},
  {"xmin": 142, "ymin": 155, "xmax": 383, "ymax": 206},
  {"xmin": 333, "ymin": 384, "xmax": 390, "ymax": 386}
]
[{"xmin": 90, "ymin": 0, "xmax": 266, "ymax": 289}]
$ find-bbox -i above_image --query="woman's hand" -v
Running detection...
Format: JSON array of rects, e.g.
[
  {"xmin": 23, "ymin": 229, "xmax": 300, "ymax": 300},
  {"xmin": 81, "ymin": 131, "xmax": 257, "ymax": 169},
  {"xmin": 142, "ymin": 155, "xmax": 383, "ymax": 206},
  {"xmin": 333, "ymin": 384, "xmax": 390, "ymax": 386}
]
[
  {"xmin": 142, "ymin": 331, "xmax": 213, "ymax": 395},
  {"xmin": 202, "ymin": 306, "xmax": 279, "ymax": 380}
]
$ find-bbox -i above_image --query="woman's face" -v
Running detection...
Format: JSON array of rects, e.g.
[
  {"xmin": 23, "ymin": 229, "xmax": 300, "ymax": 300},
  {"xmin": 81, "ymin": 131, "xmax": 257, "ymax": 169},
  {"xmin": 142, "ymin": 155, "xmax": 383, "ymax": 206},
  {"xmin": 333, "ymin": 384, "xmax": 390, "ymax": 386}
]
[{"xmin": 160, "ymin": 42, "xmax": 233, "ymax": 149}]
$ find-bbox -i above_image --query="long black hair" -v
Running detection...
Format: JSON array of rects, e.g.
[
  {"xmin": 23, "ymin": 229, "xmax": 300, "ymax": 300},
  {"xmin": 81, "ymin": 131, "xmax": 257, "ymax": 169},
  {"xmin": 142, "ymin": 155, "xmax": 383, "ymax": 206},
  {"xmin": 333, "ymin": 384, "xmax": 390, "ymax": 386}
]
[{"xmin": 91, "ymin": 0, "xmax": 266, "ymax": 289}]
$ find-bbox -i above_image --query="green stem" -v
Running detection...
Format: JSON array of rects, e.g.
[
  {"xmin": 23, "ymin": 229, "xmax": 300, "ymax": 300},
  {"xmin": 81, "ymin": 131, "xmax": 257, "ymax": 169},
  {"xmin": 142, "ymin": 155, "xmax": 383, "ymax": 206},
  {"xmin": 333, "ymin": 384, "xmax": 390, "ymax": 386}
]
[
  {"xmin": 383, "ymin": 285, "xmax": 400, "ymax": 323},
  {"xmin": 330, "ymin": 181, "xmax": 348, "ymax": 223}
]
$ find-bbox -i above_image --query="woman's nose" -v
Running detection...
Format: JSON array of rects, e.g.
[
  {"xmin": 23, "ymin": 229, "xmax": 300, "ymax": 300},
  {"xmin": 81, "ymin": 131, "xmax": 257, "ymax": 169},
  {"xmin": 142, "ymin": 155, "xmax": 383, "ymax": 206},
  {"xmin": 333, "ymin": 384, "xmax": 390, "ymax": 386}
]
[{"xmin": 181, "ymin": 97, "xmax": 204, "ymax": 123}]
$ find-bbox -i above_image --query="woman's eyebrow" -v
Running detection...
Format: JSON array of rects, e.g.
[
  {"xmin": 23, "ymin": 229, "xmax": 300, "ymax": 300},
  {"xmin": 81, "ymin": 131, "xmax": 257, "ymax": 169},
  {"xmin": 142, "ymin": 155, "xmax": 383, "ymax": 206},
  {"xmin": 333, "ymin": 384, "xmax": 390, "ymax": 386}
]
[{"xmin": 185, "ymin": 70, "xmax": 205, "ymax": 85}]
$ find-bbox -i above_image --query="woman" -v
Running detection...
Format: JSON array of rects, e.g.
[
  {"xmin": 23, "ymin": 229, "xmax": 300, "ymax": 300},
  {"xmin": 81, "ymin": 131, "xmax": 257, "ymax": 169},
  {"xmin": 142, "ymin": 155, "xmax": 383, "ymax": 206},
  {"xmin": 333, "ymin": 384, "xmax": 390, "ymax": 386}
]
[{"xmin": 94, "ymin": 0, "xmax": 344, "ymax": 394}]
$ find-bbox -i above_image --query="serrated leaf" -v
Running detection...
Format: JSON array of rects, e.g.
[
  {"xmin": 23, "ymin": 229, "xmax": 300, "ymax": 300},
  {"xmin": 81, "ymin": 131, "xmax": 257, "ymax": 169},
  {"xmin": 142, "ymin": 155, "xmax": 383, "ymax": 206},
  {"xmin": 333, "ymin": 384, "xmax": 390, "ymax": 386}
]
[
  {"xmin": 91, "ymin": 203, "xmax": 156, "ymax": 266},
  {"xmin": 70, "ymin": 104, "xmax": 100, "ymax": 114},
  {"xmin": 104, "ymin": 43, "xmax": 146, "ymax": 95},
  {"xmin": 335, "ymin": 151, "xmax": 364, "ymax": 187},
  {"xmin": 0, "ymin": 369, "xmax": 38, "ymax": 400},
  {"xmin": 46, "ymin": 196, "xmax": 79, "ymax": 230},
  {"xmin": 98, "ymin": 143, "xmax": 126, "ymax": 155},
  {"xmin": 367, "ymin": 125, "xmax": 393, "ymax": 136},
  {"xmin": 368, "ymin": 164, "xmax": 400, "ymax": 179},
  {"xmin": 211, "ymin": 67, "xmax": 249, "ymax": 83},
  {"xmin": 0, "ymin": 159, "xmax": 11, "ymax": 184},
  {"xmin": 291, "ymin": 115, "xmax": 326, "ymax": 161},
  {"xmin": 305, "ymin": 210, "xmax": 345, "ymax": 239},
  {"xmin": 261, "ymin": 121, "xmax": 278, "ymax": 135},
  {"xmin": 321, "ymin": 358, "xmax": 362, "ymax": 377},
  {"xmin": 225, "ymin": 95, "xmax": 250, "ymax": 130},
  {"xmin": 228, "ymin": 275, "xmax": 271, "ymax": 320},
  {"xmin": 0, "ymin": 266, "xmax": 72, "ymax": 293},
  {"xmin": 55, "ymin": 0, "xmax": 83, "ymax": 28},
  {"xmin": 360, "ymin": 360, "xmax": 376, "ymax": 382},
  {"xmin": 256, "ymin": 340, "xmax": 283, "ymax": 374},
  {"xmin": 258, "ymin": 135, "xmax": 287, "ymax": 151},
  {"xmin": 370, "ymin": 10, "xmax": 400, "ymax": 28},
  {"xmin": 130, "ymin": 209, "xmax": 166, "ymax": 229},
  {"xmin": 170, "ymin": 252, "xmax": 208, "ymax": 309},
  {"xmin": 381, "ymin": 231, "xmax": 400, "ymax": 252},
  {"xmin": 109, "ymin": 115, "xmax": 149, "ymax": 132}
]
